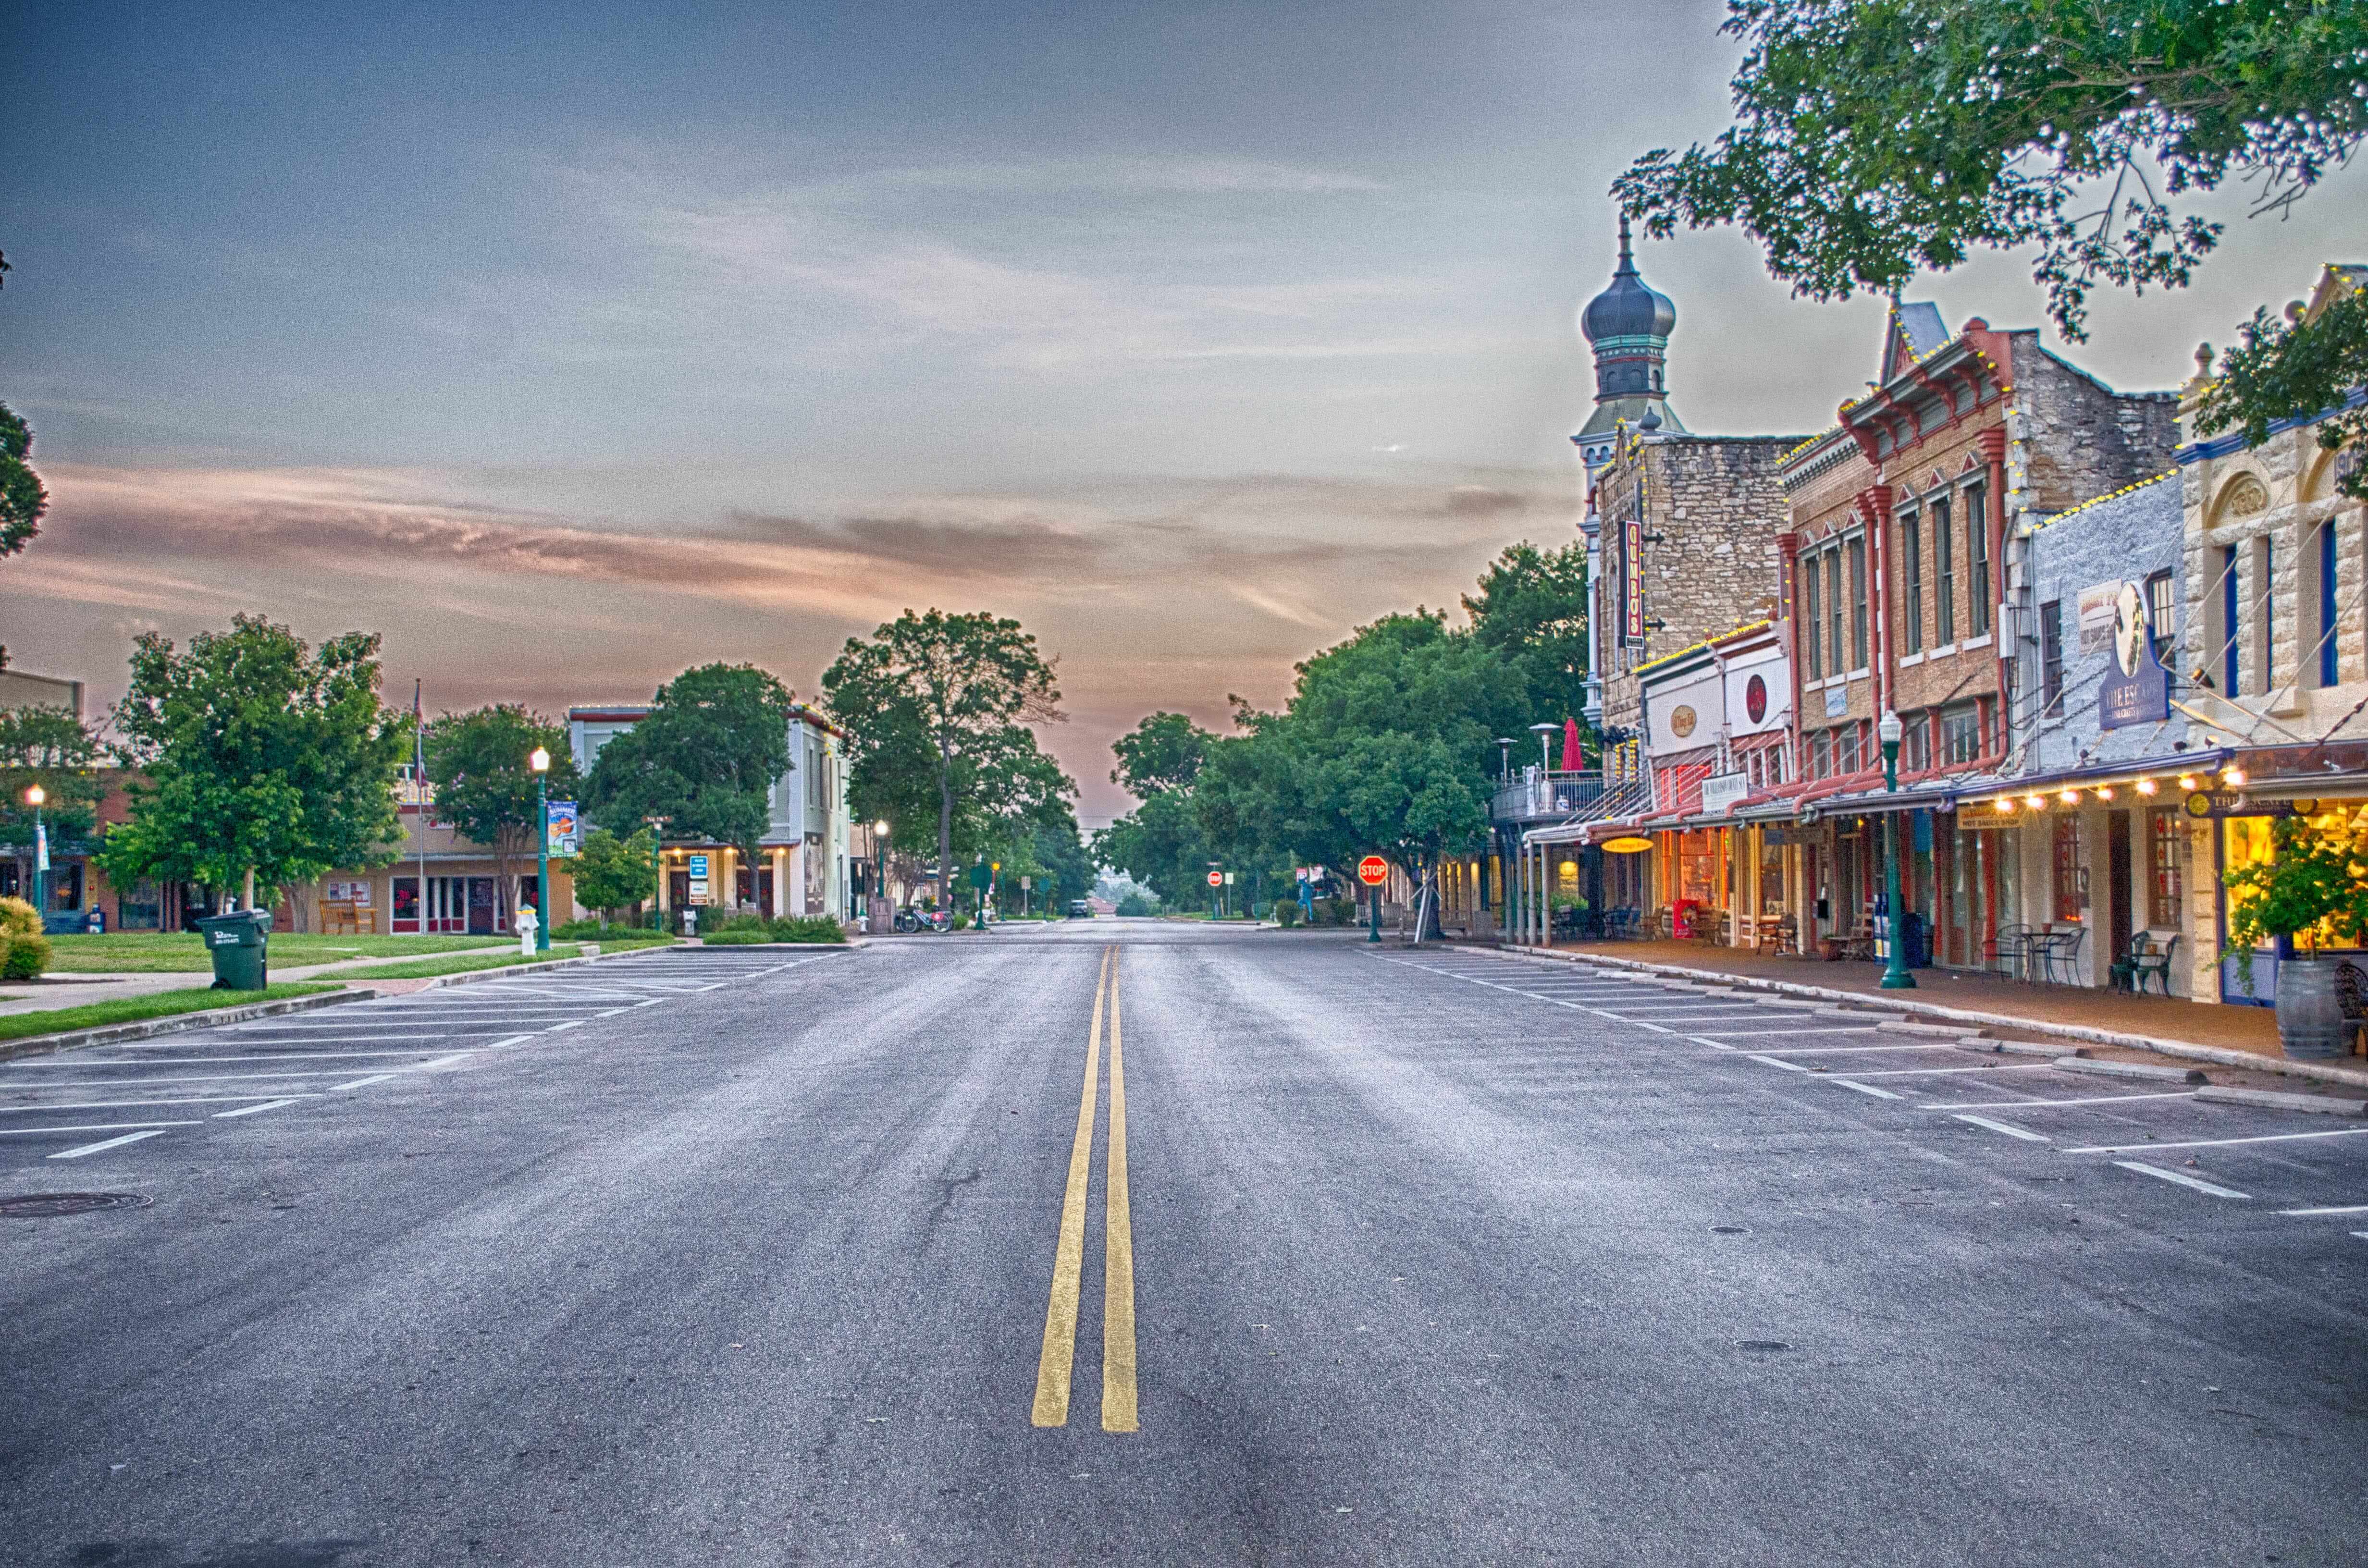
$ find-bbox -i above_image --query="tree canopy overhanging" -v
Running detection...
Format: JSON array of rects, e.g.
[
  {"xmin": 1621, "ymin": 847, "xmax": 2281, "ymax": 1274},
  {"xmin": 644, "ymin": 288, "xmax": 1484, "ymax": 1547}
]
[{"xmin": 1614, "ymin": 0, "xmax": 2368, "ymax": 494}]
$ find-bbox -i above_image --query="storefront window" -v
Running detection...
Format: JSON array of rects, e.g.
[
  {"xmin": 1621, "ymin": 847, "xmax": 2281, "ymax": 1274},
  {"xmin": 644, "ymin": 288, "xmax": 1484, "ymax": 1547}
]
[
  {"xmin": 2052, "ymin": 816, "xmax": 2083, "ymax": 923},
  {"xmin": 120, "ymin": 880, "xmax": 162, "ymax": 930},
  {"xmin": 393, "ymin": 877, "xmax": 420, "ymax": 931},
  {"xmin": 2146, "ymin": 809, "xmax": 2183, "ymax": 929}
]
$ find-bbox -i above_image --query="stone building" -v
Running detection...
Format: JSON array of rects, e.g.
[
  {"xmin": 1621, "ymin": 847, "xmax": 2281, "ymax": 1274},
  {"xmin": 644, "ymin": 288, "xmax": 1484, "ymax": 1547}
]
[
  {"xmin": 1571, "ymin": 220, "xmax": 1805, "ymax": 748},
  {"xmin": 2168, "ymin": 262, "xmax": 2368, "ymax": 1005}
]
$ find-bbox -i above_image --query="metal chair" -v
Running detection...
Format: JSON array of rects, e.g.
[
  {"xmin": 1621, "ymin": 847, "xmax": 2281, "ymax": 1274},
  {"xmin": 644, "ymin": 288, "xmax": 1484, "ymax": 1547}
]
[
  {"xmin": 2129, "ymin": 932, "xmax": 2179, "ymax": 996},
  {"xmin": 2335, "ymin": 960, "xmax": 2366, "ymax": 1054},
  {"xmin": 1986, "ymin": 924, "xmax": 2034, "ymax": 981},
  {"xmin": 2036, "ymin": 926, "xmax": 2088, "ymax": 986}
]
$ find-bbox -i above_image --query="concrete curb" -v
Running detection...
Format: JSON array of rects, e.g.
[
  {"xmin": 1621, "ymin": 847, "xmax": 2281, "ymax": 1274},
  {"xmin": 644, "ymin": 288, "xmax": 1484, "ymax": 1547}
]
[
  {"xmin": 2058, "ymin": 1056, "xmax": 2210, "ymax": 1086},
  {"xmin": 409, "ymin": 942, "xmax": 692, "ymax": 990},
  {"xmin": 0, "ymin": 987, "xmax": 378, "ymax": 1063},
  {"xmin": 1496, "ymin": 943, "xmax": 2368, "ymax": 1094}
]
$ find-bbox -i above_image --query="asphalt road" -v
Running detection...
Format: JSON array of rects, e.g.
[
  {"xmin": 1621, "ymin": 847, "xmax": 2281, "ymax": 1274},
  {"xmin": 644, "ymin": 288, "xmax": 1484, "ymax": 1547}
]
[{"xmin": 4, "ymin": 924, "xmax": 2367, "ymax": 1566}]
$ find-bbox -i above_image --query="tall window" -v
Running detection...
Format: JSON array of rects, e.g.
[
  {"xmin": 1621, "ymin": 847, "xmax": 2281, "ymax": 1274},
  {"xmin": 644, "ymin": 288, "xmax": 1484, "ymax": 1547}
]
[
  {"xmin": 2318, "ymin": 516, "xmax": 2340, "ymax": 688},
  {"xmin": 2147, "ymin": 808, "xmax": 2183, "ymax": 928},
  {"xmin": 1803, "ymin": 551, "xmax": 1824, "ymax": 678},
  {"xmin": 1901, "ymin": 712, "xmax": 1931, "ymax": 771},
  {"xmin": 1964, "ymin": 482, "xmax": 1990, "ymax": 636},
  {"xmin": 1848, "ymin": 536, "xmax": 1869, "ymax": 670},
  {"xmin": 1836, "ymin": 724, "xmax": 1861, "ymax": 773},
  {"xmin": 1810, "ymin": 731, "xmax": 1831, "ymax": 778},
  {"xmin": 1941, "ymin": 704, "xmax": 1981, "ymax": 764},
  {"xmin": 1900, "ymin": 509, "xmax": 1924, "ymax": 653},
  {"xmin": 1933, "ymin": 495, "xmax": 1956, "ymax": 644},
  {"xmin": 2052, "ymin": 816, "xmax": 2083, "ymax": 924},
  {"xmin": 2146, "ymin": 570, "xmax": 2176, "ymax": 667},
  {"xmin": 2252, "ymin": 536, "xmax": 2275, "ymax": 695},
  {"xmin": 2040, "ymin": 600, "xmax": 2065, "ymax": 712},
  {"xmin": 2221, "ymin": 543, "xmax": 2240, "ymax": 693},
  {"xmin": 1827, "ymin": 549, "xmax": 1845, "ymax": 678}
]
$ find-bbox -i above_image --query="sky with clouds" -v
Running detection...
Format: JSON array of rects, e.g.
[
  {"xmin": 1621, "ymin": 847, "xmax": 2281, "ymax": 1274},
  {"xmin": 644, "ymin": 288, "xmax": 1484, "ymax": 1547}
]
[{"xmin": 7, "ymin": 0, "xmax": 2364, "ymax": 824}]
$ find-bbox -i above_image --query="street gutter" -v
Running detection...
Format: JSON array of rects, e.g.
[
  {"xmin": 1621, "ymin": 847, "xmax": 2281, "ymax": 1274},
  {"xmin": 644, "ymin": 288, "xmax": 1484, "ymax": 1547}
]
[
  {"xmin": 0, "ymin": 988, "xmax": 378, "ymax": 1063},
  {"xmin": 1495, "ymin": 943, "xmax": 2368, "ymax": 1095}
]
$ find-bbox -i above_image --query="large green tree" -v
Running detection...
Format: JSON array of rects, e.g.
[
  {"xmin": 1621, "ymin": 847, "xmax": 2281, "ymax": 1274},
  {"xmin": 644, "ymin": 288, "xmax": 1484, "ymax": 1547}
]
[
  {"xmin": 1615, "ymin": 0, "xmax": 2368, "ymax": 495},
  {"xmin": 0, "ymin": 403, "xmax": 43, "ymax": 564},
  {"xmin": 1464, "ymin": 540, "xmax": 1591, "ymax": 725},
  {"xmin": 1093, "ymin": 712, "xmax": 1220, "ymax": 905},
  {"xmin": 99, "ymin": 616, "xmax": 409, "ymax": 908},
  {"xmin": 582, "ymin": 664, "xmax": 795, "ymax": 872},
  {"xmin": 423, "ymin": 704, "xmax": 580, "ymax": 919},
  {"xmin": 569, "ymin": 826, "xmax": 658, "ymax": 923},
  {"xmin": 821, "ymin": 609, "xmax": 1067, "ymax": 910}
]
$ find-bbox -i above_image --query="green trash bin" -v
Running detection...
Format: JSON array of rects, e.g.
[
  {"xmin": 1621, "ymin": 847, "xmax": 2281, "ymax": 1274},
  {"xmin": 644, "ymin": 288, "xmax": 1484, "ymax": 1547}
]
[{"xmin": 197, "ymin": 909, "xmax": 271, "ymax": 991}]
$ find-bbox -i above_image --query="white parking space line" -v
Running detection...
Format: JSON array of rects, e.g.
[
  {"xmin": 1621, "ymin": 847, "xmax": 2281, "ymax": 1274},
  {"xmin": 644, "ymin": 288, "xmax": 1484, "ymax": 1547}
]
[
  {"xmin": 0, "ymin": 1095, "xmax": 318, "ymax": 1114},
  {"xmin": 481, "ymin": 1035, "xmax": 534, "ymax": 1050},
  {"xmin": 2113, "ymin": 1161, "xmax": 2250, "ymax": 1199},
  {"xmin": 1749, "ymin": 1054, "xmax": 1812, "ymax": 1072},
  {"xmin": 213, "ymin": 1098, "xmax": 304, "ymax": 1119},
  {"xmin": 3, "ymin": 1070, "xmax": 356, "ymax": 1089},
  {"xmin": 413, "ymin": 1052, "xmax": 479, "ymax": 1071},
  {"xmin": 2278, "ymin": 1203, "xmax": 2368, "ymax": 1216},
  {"xmin": 1750, "ymin": 1042, "xmax": 1971, "ymax": 1056},
  {"xmin": 1953, "ymin": 1114, "xmax": 2050, "ymax": 1142},
  {"xmin": 49, "ymin": 1129, "xmax": 173, "ymax": 1159},
  {"xmin": 1686, "ymin": 1026, "xmax": 1885, "ymax": 1038},
  {"xmin": 1920, "ymin": 1091, "xmax": 2200, "ymax": 1112},
  {"xmin": 2065, "ymin": 1127, "xmax": 2368, "ymax": 1155},
  {"xmin": 1826, "ymin": 1063, "xmax": 2057, "ymax": 1078},
  {"xmin": 1835, "ymin": 1079, "xmax": 1906, "ymax": 1100},
  {"xmin": 2, "ymin": 1120, "xmax": 202, "ymax": 1138},
  {"xmin": 328, "ymin": 1074, "xmax": 398, "ymax": 1091}
]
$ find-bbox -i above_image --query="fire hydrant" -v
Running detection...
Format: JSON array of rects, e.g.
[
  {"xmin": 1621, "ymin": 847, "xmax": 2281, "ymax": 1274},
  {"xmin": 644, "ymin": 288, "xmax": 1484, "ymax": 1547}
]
[{"xmin": 516, "ymin": 905, "xmax": 539, "ymax": 957}]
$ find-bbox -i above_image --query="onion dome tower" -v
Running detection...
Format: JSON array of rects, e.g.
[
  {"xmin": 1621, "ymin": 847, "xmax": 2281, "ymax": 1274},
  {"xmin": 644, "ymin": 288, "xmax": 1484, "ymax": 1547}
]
[{"xmin": 1572, "ymin": 215, "xmax": 1684, "ymax": 472}]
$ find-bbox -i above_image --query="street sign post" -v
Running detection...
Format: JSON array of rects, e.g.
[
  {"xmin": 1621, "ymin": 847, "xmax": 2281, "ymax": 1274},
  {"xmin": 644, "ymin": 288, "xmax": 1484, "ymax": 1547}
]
[
  {"xmin": 1357, "ymin": 855, "xmax": 1387, "ymax": 943},
  {"xmin": 1207, "ymin": 870, "xmax": 1222, "ymax": 886}
]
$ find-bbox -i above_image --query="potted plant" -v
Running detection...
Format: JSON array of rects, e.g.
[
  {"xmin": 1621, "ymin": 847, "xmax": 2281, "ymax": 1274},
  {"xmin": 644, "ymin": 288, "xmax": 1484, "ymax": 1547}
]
[{"xmin": 2221, "ymin": 813, "xmax": 2368, "ymax": 1058}]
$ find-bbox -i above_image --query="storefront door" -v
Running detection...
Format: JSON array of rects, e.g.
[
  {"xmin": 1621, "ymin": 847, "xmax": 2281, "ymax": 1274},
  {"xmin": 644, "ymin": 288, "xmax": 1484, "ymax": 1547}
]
[
  {"xmin": 2107, "ymin": 811, "xmax": 2134, "ymax": 968},
  {"xmin": 467, "ymin": 876, "xmax": 496, "ymax": 935}
]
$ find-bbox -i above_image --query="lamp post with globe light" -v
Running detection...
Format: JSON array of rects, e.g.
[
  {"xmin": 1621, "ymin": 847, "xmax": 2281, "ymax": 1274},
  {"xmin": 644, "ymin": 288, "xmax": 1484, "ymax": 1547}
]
[
  {"xmin": 1877, "ymin": 711, "xmax": 1915, "ymax": 990},
  {"xmin": 24, "ymin": 784, "xmax": 45, "ymax": 920},
  {"xmin": 874, "ymin": 820, "xmax": 891, "ymax": 928},
  {"xmin": 529, "ymin": 746, "xmax": 552, "ymax": 951}
]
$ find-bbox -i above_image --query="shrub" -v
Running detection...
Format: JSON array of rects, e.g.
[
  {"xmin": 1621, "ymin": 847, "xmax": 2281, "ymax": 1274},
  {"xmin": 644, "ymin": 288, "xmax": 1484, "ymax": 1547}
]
[
  {"xmin": 767, "ymin": 916, "xmax": 847, "ymax": 944},
  {"xmin": 701, "ymin": 929, "xmax": 773, "ymax": 945},
  {"xmin": 554, "ymin": 919, "xmax": 662, "ymax": 941},
  {"xmin": 1115, "ymin": 892, "xmax": 1154, "ymax": 917},
  {"xmin": 0, "ymin": 895, "xmax": 48, "ymax": 980},
  {"xmin": 1272, "ymin": 901, "xmax": 1301, "ymax": 929},
  {"xmin": 950, "ymin": 912, "xmax": 972, "ymax": 931}
]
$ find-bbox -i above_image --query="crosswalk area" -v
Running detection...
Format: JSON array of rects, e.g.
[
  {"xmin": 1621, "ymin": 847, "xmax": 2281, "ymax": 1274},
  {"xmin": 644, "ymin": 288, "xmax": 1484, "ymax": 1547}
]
[
  {"xmin": 0, "ymin": 948, "xmax": 830, "ymax": 1166},
  {"xmin": 1383, "ymin": 950, "xmax": 2368, "ymax": 1236}
]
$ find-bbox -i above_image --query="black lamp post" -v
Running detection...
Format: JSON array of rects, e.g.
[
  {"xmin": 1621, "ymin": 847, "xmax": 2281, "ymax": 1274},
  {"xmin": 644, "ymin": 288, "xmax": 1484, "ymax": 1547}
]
[{"xmin": 1878, "ymin": 710, "xmax": 1915, "ymax": 990}]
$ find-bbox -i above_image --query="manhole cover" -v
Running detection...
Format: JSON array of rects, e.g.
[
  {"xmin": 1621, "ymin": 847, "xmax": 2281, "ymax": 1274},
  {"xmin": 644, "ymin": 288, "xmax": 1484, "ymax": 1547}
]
[
  {"xmin": 1710, "ymin": 1225, "xmax": 1751, "ymax": 1235},
  {"xmin": 1734, "ymin": 1339, "xmax": 1792, "ymax": 1353},
  {"xmin": 0, "ymin": 1192, "xmax": 153, "ymax": 1218}
]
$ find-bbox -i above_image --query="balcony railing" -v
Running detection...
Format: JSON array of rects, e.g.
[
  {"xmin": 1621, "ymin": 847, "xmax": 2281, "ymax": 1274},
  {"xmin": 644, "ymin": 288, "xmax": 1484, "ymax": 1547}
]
[{"xmin": 1490, "ymin": 769, "xmax": 1603, "ymax": 823}]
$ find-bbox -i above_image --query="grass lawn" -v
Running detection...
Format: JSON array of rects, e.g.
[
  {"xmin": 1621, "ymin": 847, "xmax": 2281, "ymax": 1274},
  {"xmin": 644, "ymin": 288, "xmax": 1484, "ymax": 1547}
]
[
  {"xmin": 44, "ymin": 932, "xmax": 513, "ymax": 973},
  {"xmin": 0, "ymin": 982, "xmax": 346, "ymax": 1044}
]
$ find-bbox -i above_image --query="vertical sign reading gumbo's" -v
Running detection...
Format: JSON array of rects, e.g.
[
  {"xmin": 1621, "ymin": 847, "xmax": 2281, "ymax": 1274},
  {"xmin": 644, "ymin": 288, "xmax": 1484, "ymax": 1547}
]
[{"xmin": 1623, "ymin": 510, "xmax": 1644, "ymax": 644}]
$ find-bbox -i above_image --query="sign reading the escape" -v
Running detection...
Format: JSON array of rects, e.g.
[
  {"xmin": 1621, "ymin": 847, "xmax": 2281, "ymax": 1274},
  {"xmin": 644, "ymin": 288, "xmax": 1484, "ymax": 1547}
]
[
  {"xmin": 2097, "ymin": 581, "xmax": 2170, "ymax": 729},
  {"xmin": 1357, "ymin": 855, "xmax": 1389, "ymax": 886}
]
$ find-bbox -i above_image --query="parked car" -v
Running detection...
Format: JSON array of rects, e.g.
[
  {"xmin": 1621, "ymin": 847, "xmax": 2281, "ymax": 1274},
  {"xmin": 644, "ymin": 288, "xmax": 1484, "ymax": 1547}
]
[{"xmin": 1067, "ymin": 900, "xmax": 1093, "ymax": 919}]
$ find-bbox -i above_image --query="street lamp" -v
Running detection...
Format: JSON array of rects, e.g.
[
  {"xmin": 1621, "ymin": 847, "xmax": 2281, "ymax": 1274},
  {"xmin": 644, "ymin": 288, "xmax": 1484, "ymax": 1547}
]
[
  {"xmin": 873, "ymin": 820, "xmax": 891, "ymax": 924},
  {"xmin": 24, "ymin": 784, "xmax": 45, "ymax": 921},
  {"xmin": 644, "ymin": 814, "xmax": 670, "ymax": 932},
  {"xmin": 1529, "ymin": 721, "xmax": 1559, "ymax": 774},
  {"xmin": 1877, "ymin": 710, "xmax": 1914, "ymax": 991},
  {"xmin": 528, "ymin": 747, "xmax": 551, "ymax": 951},
  {"xmin": 1495, "ymin": 737, "xmax": 1516, "ymax": 780}
]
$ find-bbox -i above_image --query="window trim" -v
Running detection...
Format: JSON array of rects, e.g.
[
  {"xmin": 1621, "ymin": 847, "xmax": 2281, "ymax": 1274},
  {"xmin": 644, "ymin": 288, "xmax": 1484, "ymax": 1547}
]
[
  {"xmin": 1933, "ymin": 494, "xmax": 1956, "ymax": 647},
  {"xmin": 1963, "ymin": 480, "xmax": 1991, "ymax": 637},
  {"xmin": 1900, "ymin": 507, "xmax": 1924, "ymax": 655}
]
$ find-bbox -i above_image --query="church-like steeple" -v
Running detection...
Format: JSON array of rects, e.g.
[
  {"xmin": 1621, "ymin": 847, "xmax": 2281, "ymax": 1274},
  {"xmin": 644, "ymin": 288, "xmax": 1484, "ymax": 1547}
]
[{"xmin": 1572, "ymin": 215, "xmax": 1684, "ymax": 472}]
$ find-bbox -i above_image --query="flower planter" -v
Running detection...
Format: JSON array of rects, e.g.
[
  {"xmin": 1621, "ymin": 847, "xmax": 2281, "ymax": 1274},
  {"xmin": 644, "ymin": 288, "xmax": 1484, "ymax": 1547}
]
[{"xmin": 2276, "ymin": 956, "xmax": 2350, "ymax": 1059}]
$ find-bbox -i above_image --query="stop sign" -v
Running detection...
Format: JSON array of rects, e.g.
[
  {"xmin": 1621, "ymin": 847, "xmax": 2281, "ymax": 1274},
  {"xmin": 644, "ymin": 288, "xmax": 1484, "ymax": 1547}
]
[
  {"xmin": 1357, "ymin": 855, "xmax": 1388, "ymax": 886},
  {"xmin": 1207, "ymin": 870, "xmax": 1223, "ymax": 887}
]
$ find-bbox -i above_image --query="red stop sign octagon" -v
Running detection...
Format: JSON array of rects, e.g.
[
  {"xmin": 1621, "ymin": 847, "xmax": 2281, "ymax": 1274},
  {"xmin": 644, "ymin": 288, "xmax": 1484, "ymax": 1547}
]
[
  {"xmin": 1357, "ymin": 855, "xmax": 1388, "ymax": 886},
  {"xmin": 1207, "ymin": 870, "xmax": 1223, "ymax": 887}
]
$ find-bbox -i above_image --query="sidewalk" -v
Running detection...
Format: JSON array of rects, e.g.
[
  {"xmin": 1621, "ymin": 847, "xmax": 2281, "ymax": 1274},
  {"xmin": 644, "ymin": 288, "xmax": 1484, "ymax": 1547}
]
[
  {"xmin": 1488, "ymin": 936, "xmax": 2368, "ymax": 1092},
  {"xmin": 0, "ymin": 943, "xmax": 518, "ymax": 1017}
]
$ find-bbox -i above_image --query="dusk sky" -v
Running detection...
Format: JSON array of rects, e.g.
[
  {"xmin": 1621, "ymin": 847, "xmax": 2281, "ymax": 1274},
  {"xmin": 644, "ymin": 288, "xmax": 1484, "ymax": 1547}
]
[{"xmin": 9, "ymin": 1, "xmax": 2364, "ymax": 825}]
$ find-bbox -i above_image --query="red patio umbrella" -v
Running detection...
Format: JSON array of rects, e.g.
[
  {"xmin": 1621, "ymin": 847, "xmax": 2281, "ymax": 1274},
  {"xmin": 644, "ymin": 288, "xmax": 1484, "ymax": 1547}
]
[{"xmin": 1560, "ymin": 716, "xmax": 1583, "ymax": 771}]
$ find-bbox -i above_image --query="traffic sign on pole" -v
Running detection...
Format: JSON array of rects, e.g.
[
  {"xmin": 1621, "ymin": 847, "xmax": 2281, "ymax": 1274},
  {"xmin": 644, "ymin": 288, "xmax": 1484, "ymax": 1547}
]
[
  {"xmin": 1207, "ymin": 870, "xmax": 1223, "ymax": 887},
  {"xmin": 1356, "ymin": 855, "xmax": 1388, "ymax": 886}
]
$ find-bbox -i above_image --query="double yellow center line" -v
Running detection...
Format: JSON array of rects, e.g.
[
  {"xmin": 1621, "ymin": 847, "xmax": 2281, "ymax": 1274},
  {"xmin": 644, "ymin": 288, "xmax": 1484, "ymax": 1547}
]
[{"xmin": 1031, "ymin": 944, "xmax": 1138, "ymax": 1433}]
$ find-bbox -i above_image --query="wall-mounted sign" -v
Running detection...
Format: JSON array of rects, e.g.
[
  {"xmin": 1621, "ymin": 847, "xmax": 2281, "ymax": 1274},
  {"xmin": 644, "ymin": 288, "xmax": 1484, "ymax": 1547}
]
[
  {"xmin": 1824, "ymin": 685, "xmax": 1848, "ymax": 719},
  {"xmin": 1701, "ymin": 772, "xmax": 1750, "ymax": 816},
  {"xmin": 2183, "ymin": 791, "xmax": 2317, "ymax": 820},
  {"xmin": 1600, "ymin": 835, "xmax": 1653, "ymax": 854},
  {"xmin": 2098, "ymin": 581, "xmax": 2170, "ymax": 729},
  {"xmin": 1623, "ymin": 514, "xmax": 1645, "ymax": 644},
  {"xmin": 1670, "ymin": 704, "xmax": 1698, "ymax": 738},
  {"xmin": 2076, "ymin": 581, "xmax": 2121, "ymax": 656},
  {"xmin": 1744, "ymin": 673, "xmax": 1768, "ymax": 725}
]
